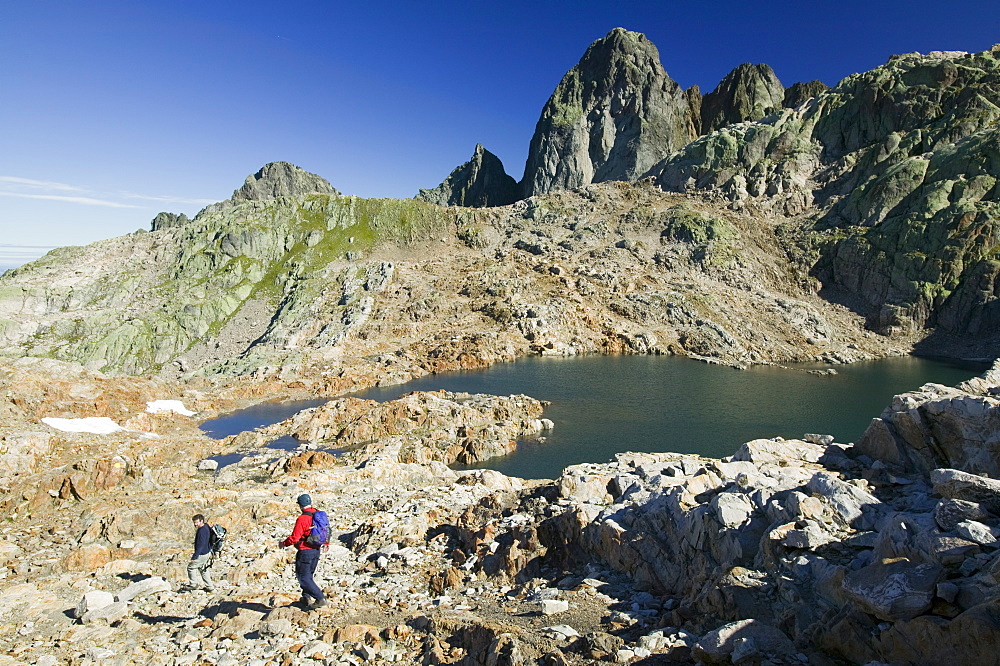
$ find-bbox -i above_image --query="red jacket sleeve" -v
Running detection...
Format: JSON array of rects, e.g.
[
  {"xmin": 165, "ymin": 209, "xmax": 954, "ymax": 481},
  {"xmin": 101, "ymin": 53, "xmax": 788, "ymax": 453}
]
[{"xmin": 281, "ymin": 512, "xmax": 313, "ymax": 548}]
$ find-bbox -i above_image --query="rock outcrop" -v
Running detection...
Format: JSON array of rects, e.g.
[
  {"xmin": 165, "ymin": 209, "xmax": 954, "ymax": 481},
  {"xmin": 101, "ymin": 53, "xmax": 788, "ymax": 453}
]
[
  {"xmin": 653, "ymin": 46, "xmax": 1000, "ymax": 340},
  {"xmin": 150, "ymin": 211, "xmax": 190, "ymax": 231},
  {"xmin": 700, "ymin": 63, "xmax": 786, "ymax": 134},
  {"xmin": 231, "ymin": 161, "xmax": 340, "ymax": 202},
  {"xmin": 437, "ymin": 360, "xmax": 1000, "ymax": 664},
  {"xmin": 416, "ymin": 144, "xmax": 519, "ymax": 208},
  {"xmin": 782, "ymin": 79, "xmax": 829, "ymax": 108},
  {"xmin": 519, "ymin": 28, "xmax": 699, "ymax": 198}
]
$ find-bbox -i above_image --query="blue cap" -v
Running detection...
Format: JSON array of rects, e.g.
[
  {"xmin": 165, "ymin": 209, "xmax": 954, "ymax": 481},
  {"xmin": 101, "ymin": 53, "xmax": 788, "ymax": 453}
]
[{"xmin": 297, "ymin": 493, "xmax": 312, "ymax": 507}]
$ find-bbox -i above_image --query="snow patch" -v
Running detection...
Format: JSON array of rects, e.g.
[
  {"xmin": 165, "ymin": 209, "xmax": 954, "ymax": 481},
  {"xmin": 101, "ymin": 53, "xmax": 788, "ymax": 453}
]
[
  {"xmin": 41, "ymin": 417, "xmax": 125, "ymax": 434},
  {"xmin": 146, "ymin": 400, "xmax": 196, "ymax": 416}
]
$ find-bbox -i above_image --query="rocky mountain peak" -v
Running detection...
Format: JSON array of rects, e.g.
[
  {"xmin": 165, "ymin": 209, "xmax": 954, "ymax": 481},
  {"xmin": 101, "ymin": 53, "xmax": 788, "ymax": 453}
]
[
  {"xmin": 519, "ymin": 28, "xmax": 699, "ymax": 198},
  {"xmin": 231, "ymin": 161, "xmax": 339, "ymax": 202},
  {"xmin": 782, "ymin": 79, "xmax": 830, "ymax": 108},
  {"xmin": 415, "ymin": 144, "xmax": 518, "ymax": 208},
  {"xmin": 700, "ymin": 63, "xmax": 785, "ymax": 133},
  {"xmin": 150, "ymin": 211, "xmax": 191, "ymax": 232}
]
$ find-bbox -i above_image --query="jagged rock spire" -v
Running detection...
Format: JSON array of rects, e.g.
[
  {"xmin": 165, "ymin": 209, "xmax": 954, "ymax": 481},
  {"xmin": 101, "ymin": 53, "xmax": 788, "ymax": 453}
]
[
  {"xmin": 415, "ymin": 144, "xmax": 518, "ymax": 208},
  {"xmin": 783, "ymin": 80, "xmax": 830, "ymax": 108},
  {"xmin": 520, "ymin": 28, "xmax": 699, "ymax": 198},
  {"xmin": 700, "ymin": 63, "xmax": 786, "ymax": 133}
]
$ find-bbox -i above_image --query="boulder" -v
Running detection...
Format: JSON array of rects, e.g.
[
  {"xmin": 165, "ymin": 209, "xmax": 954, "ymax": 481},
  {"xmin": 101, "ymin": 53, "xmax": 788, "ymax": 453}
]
[
  {"xmin": 115, "ymin": 576, "xmax": 171, "ymax": 602},
  {"xmin": 842, "ymin": 559, "xmax": 943, "ymax": 621},
  {"xmin": 75, "ymin": 590, "xmax": 115, "ymax": 619},
  {"xmin": 931, "ymin": 468, "xmax": 1000, "ymax": 514},
  {"xmin": 934, "ymin": 498, "xmax": 991, "ymax": 531},
  {"xmin": 807, "ymin": 472, "xmax": 879, "ymax": 525},
  {"xmin": 692, "ymin": 619, "xmax": 796, "ymax": 664},
  {"xmin": 81, "ymin": 600, "xmax": 128, "ymax": 626},
  {"xmin": 540, "ymin": 599, "xmax": 569, "ymax": 615},
  {"xmin": 730, "ymin": 438, "xmax": 824, "ymax": 464}
]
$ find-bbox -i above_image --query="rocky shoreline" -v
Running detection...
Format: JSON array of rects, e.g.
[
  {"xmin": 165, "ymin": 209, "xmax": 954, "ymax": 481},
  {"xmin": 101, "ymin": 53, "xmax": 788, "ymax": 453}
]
[{"xmin": 1, "ymin": 355, "xmax": 1000, "ymax": 664}]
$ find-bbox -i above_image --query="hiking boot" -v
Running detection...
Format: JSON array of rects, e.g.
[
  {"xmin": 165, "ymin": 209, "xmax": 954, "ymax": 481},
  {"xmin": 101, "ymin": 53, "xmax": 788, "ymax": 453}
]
[
  {"xmin": 310, "ymin": 598, "xmax": 327, "ymax": 608},
  {"xmin": 299, "ymin": 595, "xmax": 313, "ymax": 607}
]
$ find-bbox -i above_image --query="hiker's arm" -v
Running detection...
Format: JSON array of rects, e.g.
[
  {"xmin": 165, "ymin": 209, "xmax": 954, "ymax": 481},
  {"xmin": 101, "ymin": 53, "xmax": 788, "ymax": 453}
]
[{"xmin": 280, "ymin": 514, "xmax": 310, "ymax": 547}]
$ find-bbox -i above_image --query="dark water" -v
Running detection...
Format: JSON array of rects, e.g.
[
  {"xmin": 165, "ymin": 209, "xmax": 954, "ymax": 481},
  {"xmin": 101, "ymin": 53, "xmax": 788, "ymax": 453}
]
[
  {"xmin": 353, "ymin": 355, "xmax": 986, "ymax": 479},
  {"xmin": 200, "ymin": 399, "xmax": 328, "ymax": 468},
  {"xmin": 200, "ymin": 356, "xmax": 986, "ymax": 479},
  {"xmin": 199, "ymin": 399, "xmax": 328, "ymax": 438}
]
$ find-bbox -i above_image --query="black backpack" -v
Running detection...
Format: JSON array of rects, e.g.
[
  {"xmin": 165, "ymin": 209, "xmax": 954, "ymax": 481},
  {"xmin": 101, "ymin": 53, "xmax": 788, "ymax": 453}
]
[{"xmin": 209, "ymin": 524, "xmax": 227, "ymax": 555}]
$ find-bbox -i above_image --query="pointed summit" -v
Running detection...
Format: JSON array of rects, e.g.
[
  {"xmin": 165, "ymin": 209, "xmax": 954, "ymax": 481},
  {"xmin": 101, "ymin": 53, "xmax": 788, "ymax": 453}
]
[
  {"xmin": 231, "ymin": 161, "xmax": 339, "ymax": 202},
  {"xmin": 415, "ymin": 144, "xmax": 518, "ymax": 207},
  {"xmin": 700, "ymin": 63, "xmax": 785, "ymax": 133},
  {"xmin": 520, "ymin": 28, "xmax": 699, "ymax": 198}
]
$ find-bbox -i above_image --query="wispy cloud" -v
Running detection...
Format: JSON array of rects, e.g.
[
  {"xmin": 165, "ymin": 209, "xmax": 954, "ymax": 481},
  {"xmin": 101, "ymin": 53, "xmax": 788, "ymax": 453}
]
[
  {"xmin": 0, "ymin": 244, "xmax": 57, "ymax": 268},
  {"xmin": 0, "ymin": 176, "xmax": 86, "ymax": 192},
  {"xmin": 0, "ymin": 191, "xmax": 142, "ymax": 208},
  {"xmin": 0, "ymin": 175, "xmax": 214, "ymax": 210},
  {"xmin": 119, "ymin": 192, "xmax": 218, "ymax": 206}
]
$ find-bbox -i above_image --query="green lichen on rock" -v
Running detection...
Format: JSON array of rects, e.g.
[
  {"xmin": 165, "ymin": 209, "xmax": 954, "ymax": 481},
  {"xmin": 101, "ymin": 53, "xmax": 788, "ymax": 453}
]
[{"xmin": 4, "ymin": 193, "xmax": 454, "ymax": 374}]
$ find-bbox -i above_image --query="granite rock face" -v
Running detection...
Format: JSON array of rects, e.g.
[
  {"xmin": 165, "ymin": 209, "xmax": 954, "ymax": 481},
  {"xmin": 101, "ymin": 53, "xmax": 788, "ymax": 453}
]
[
  {"xmin": 415, "ymin": 144, "xmax": 518, "ymax": 208},
  {"xmin": 782, "ymin": 79, "xmax": 829, "ymax": 108},
  {"xmin": 653, "ymin": 46, "xmax": 1000, "ymax": 339},
  {"xmin": 700, "ymin": 63, "xmax": 786, "ymax": 134},
  {"xmin": 519, "ymin": 28, "xmax": 699, "ymax": 198},
  {"xmin": 231, "ymin": 161, "xmax": 339, "ymax": 202},
  {"xmin": 150, "ymin": 212, "xmax": 190, "ymax": 232},
  {"xmin": 856, "ymin": 363, "xmax": 1000, "ymax": 476}
]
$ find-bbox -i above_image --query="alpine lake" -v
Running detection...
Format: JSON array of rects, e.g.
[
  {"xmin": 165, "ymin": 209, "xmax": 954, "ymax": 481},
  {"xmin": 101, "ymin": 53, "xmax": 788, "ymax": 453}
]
[{"xmin": 201, "ymin": 354, "xmax": 986, "ymax": 479}]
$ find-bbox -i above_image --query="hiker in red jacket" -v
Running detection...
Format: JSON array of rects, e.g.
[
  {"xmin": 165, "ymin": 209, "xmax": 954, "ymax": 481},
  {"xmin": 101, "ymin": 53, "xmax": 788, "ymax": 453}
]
[{"xmin": 279, "ymin": 493, "xmax": 327, "ymax": 608}]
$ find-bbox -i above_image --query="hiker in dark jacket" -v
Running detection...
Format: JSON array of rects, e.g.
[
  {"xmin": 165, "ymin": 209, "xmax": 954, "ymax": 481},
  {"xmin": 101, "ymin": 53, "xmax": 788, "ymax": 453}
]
[
  {"xmin": 186, "ymin": 514, "xmax": 214, "ymax": 592},
  {"xmin": 279, "ymin": 493, "xmax": 327, "ymax": 608}
]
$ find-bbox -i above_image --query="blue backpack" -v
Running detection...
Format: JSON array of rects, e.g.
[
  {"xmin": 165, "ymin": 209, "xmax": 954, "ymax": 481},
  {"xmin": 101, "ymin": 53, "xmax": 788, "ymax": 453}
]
[{"xmin": 305, "ymin": 509, "xmax": 329, "ymax": 547}]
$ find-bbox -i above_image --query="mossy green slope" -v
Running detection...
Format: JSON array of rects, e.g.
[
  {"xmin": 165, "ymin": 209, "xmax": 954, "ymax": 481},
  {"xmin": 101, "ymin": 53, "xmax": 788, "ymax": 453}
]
[{"xmin": 1, "ymin": 195, "xmax": 453, "ymax": 375}]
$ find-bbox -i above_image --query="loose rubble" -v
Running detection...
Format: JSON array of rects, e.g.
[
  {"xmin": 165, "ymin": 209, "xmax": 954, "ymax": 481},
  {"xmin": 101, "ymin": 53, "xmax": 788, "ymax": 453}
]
[{"xmin": 2, "ymin": 356, "xmax": 1000, "ymax": 664}]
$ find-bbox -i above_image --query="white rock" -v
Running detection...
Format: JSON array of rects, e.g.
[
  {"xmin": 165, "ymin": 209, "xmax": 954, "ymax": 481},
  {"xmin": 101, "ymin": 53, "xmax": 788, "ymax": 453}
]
[
  {"xmin": 542, "ymin": 625, "xmax": 580, "ymax": 640},
  {"xmin": 87, "ymin": 647, "xmax": 116, "ymax": 660},
  {"xmin": 300, "ymin": 641, "xmax": 334, "ymax": 659},
  {"xmin": 540, "ymin": 599, "xmax": 569, "ymax": 615},
  {"xmin": 82, "ymin": 600, "xmax": 128, "ymax": 625},
  {"xmin": 116, "ymin": 576, "xmax": 171, "ymax": 602},
  {"xmin": 712, "ymin": 493, "xmax": 754, "ymax": 528},
  {"xmin": 76, "ymin": 590, "xmax": 115, "ymax": 619},
  {"xmin": 614, "ymin": 649, "xmax": 635, "ymax": 663},
  {"xmin": 955, "ymin": 520, "xmax": 997, "ymax": 545},
  {"xmin": 0, "ymin": 542, "xmax": 22, "ymax": 566},
  {"xmin": 197, "ymin": 459, "xmax": 220, "ymax": 471}
]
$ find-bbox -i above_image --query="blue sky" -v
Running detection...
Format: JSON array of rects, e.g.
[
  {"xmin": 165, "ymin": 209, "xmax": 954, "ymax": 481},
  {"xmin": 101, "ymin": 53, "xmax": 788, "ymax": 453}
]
[{"xmin": 2, "ymin": 1, "xmax": 997, "ymax": 268}]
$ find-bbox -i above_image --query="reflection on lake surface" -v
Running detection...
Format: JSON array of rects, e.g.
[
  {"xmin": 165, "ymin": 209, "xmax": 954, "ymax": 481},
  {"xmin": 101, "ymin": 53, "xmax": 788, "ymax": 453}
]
[
  {"xmin": 353, "ymin": 355, "xmax": 985, "ymax": 479},
  {"xmin": 199, "ymin": 355, "xmax": 986, "ymax": 479}
]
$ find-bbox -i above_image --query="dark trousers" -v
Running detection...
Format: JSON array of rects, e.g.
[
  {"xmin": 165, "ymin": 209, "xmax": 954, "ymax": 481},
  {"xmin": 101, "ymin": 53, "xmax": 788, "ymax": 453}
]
[{"xmin": 294, "ymin": 548, "xmax": 324, "ymax": 601}]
